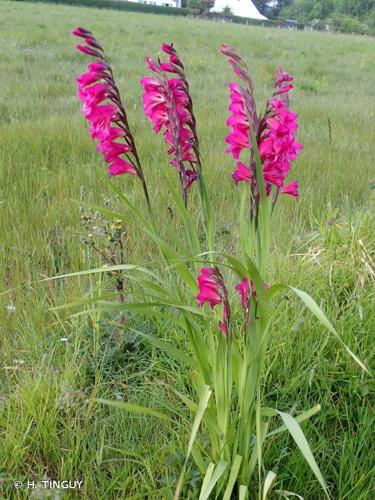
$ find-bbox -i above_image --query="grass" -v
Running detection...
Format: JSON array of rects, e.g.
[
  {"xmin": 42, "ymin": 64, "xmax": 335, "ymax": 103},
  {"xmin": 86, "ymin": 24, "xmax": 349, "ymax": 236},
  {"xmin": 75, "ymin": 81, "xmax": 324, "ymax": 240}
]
[{"xmin": 0, "ymin": 0, "xmax": 374, "ymax": 498}]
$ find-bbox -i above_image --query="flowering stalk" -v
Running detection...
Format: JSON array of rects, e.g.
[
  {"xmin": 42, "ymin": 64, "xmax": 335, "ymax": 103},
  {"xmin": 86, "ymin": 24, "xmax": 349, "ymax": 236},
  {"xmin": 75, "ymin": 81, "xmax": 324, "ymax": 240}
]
[
  {"xmin": 141, "ymin": 45, "xmax": 199, "ymax": 207},
  {"xmin": 141, "ymin": 43, "xmax": 214, "ymax": 247},
  {"xmin": 72, "ymin": 27, "xmax": 151, "ymax": 212},
  {"xmin": 80, "ymin": 208, "xmax": 127, "ymax": 318},
  {"xmin": 221, "ymin": 43, "xmax": 302, "ymax": 225}
]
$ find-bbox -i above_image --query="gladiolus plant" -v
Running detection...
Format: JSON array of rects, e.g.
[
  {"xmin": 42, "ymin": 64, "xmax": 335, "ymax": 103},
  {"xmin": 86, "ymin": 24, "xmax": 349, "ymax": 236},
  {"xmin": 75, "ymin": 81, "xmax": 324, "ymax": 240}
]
[{"xmin": 71, "ymin": 30, "xmax": 369, "ymax": 499}]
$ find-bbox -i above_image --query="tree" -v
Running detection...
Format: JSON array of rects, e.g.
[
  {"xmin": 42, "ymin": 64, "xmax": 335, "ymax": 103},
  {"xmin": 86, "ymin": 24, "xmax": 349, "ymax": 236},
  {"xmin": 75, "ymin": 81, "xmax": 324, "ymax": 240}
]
[
  {"xmin": 222, "ymin": 4, "xmax": 234, "ymax": 16},
  {"xmin": 280, "ymin": 0, "xmax": 334, "ymax": 22},
  {"xmin": 276, "ymin": 0, "xmax": 375, "ymax": 33},
  {"xmin": 252, "ymin": 0, "xmax": 270, "ymax": 16},
  {"xmin": 187, "ymin": 0, "xmax": 215, "ymax": 14},
  {"xmin": 266, "ymin": 0, "xmax": 294, "ymax": 19}
]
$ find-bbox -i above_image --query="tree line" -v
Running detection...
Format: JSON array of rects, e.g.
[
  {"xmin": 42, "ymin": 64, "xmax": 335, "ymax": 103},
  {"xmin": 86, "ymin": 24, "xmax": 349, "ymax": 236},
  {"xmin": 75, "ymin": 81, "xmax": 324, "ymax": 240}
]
[{"xmin": 254, "ymin": 0, "xmax": 375, "ymax": 33}]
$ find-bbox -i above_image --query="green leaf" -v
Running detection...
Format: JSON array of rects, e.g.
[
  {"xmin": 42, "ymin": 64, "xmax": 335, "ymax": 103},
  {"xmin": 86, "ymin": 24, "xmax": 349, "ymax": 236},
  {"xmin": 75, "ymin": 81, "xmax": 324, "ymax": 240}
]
[
  {"xmin": 49, "ymin": 291, "xmax": 120, "ymax": 312},
  {"xmin": 199, "ymin": 460, "xmax": 228, "ymax": 500},
  {"xmin": 111, "ymin": 185, "xmax": 197, "ymax": 290},
  {"xmin": 174, "ymin": 385, "xmax": 212, "ymax": 500},
  {"xmin": 222, "ymin": 254, "xmax": 249, "ymax": 280},
  {"xmin": 243, "ymin": 252, "xmax": 267, "ymax": 300},
  {"xmin": 266, "ymin": 404, "xmax": 321, "ymax": 438},
  {"xmin": 219, "ymin": 253, "xmax": 267, "ymax": 302},
  {"xmin": 274, "ymin": 489, "xmax": 303, "ymax": 499},
  {"xmin": 199, "ymin": 463, "xmax": 215, "ymax": 499},
  {"xmin": 161, "ymin": 170, "xmax": 201, "ymax": 255},
  {"xmin": 239, "ymin": 183, "xmax": 251, "ymax": 254},
  {"xmin": 267, "ymin": 284, "xmax": 370, "ymax": 375},
  {"xmin": 223, "ymin": 455, "xmax": 243, "ymax": 500},
  {"xmin": 109, "ymin": 184, "xmax": 153, "ymax": 231},
  {"xmin": 239, "ymin": 485, "xmax": 248, "ymax": 500},
  {"xmin": 197, "ymin": 171, "xmax": 215, "ymax": 251},
  {"xmin": 149, "ymin": 234, "xmax": 198, "ymax": 290},
  {"xmin": 173, "ymin": 389, "xmax": 197, "ymax": 412},
  {"xmin": 191, "ymin": 444, "xmax": 207, "ymax": 475},
  {"xmin": 132, "ymin": 329, "xmax": 193, "ymax": 367},
  {"xmin": 47, "ymin": 263, "xmax": 159, "ymax": 280},
  {"xmin": 72, "ymin": 300, "xmax": 206, "ymax": 317},
  {"xmin": 276, "ymin": 410, "xmax": 330, "ymax": 498},
  {"xmin": 262, "ymin": 471, "xmax": 277, "ymax": 500},
  {"xmin": 96, "ymin": 399, "xmax": 170, "ymax": 421},
  {"xmin": 260, "ymin": 407, "xmax": 278, "ymax": 418},
  {"xmin": 267, "ymin": 283, "xmax": 287, "ymax": 299},
  {"xmin": 1, "ymin": 263, "xmax": 163, "ymax": 298},
  {"xmin": 290, "ymin": 287, "xmax": 371, "ymax": 375}
]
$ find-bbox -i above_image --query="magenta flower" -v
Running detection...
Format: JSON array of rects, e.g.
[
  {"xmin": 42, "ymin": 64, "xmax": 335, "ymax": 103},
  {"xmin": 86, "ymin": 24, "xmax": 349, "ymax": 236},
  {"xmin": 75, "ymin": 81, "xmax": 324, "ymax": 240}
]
[
  {"xmin": 225, "ymin": 83, "xmax": 251, "ymax": 161},
  {"xmin": 235, "ymin": 278, "xmax": 256, "ymax": 327},
  {"xmin": 72, "ymin": 27, "xmax": 151, "ymax": 209},
  {"xmin": 141, "ymin": 43, "xmax": 200, "ymax": 206},
  {"xmin": 222, "ymin": 43, "xmax": 302, "ymax": 203},
  {"xmin": 235, "ymin": 278, "xmax": 256, "ymax": 311},
  {"xmin": 280, "ymin": 181, "xmax": 299, "ymax": 197},
  {"xmin": 235, "ymin": 278, "xmax": 269, "ymax": 326},
  {"xmin": 232, "ymin": 162, "xmax": 252, "ymax": 184},
  {"xmin": 259, "ymin": 98, "xmax": 302, "ymax": 195},
  {"xmin": 196, "ymin": 267, "xmax": 230, "ymax": 336},
  {"xmin": 274, "ymin": 66, "xmax": 294, "ymax": 103},
  {"xmin": 108, "ymin": 157, "xmax": 137, "ymax": 176},
  {"xmin": 78, "ymin": 82, "xmax": 110, "ymax": 111}
]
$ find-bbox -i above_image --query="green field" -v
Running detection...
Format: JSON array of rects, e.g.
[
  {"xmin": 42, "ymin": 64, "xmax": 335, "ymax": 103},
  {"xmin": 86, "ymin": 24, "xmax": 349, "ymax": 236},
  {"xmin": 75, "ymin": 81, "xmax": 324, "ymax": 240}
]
[{"xmin": 0, "ymin": 1, "xmax": 374, "ymax": 498}]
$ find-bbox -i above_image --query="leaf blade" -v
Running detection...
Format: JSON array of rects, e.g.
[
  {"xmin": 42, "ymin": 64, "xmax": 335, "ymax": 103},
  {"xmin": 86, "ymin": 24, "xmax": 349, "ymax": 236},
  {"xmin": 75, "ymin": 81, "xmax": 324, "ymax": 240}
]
[
  {"xmin": 277, "ymin": 410, "xmax": 329, "ymax": 498},
  {"xmin": 96, "ymin": 398, "xmax": 170, "ymax": 421}
]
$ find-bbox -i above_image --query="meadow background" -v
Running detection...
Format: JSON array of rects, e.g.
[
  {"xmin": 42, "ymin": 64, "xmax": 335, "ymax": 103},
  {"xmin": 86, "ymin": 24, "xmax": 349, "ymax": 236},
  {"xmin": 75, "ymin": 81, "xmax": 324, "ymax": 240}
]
[{"xmin": 0, "ymin": 0, "xmax": 374, "ymax": 498}]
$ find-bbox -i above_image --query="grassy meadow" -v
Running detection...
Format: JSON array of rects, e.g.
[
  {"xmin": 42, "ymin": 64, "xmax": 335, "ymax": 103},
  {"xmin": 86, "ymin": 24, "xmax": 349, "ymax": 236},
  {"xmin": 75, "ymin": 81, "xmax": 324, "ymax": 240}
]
[{"xmin": 0, "ymin": 0, "xmax": 374, "ymax": 498}]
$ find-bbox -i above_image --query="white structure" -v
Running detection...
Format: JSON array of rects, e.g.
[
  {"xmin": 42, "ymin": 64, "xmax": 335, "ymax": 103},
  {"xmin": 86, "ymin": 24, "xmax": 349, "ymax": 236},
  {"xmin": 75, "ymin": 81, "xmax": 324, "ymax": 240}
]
[
  {"xmin": 212, "ymin": 0, "xmax": 267, "ymax": 19},
  {"xmin": 126, "ymin": 0, "xmax": 266, "ymax": 17},
  {"xmin": 127, "ymin": 0, "xmax": 180, "ymax": 7}
]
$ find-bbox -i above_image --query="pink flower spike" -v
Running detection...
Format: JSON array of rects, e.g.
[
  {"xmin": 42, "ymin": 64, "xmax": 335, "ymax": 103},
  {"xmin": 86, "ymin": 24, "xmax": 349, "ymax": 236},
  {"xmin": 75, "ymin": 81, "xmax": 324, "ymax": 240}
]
[
  {"xmin": 108, "ymin": 158, "xmax": 137, "ymax": 176},
  {"xmin": 73, "ymin": 28, "xmax": 148, "ymax": 197},
  {"xmin": 280, "ymin": 181, "xmax": 299, "ymax": 197},
  {"xmin": 142, "ymin": 43, "xmax": 198, "ymax": 203}
]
